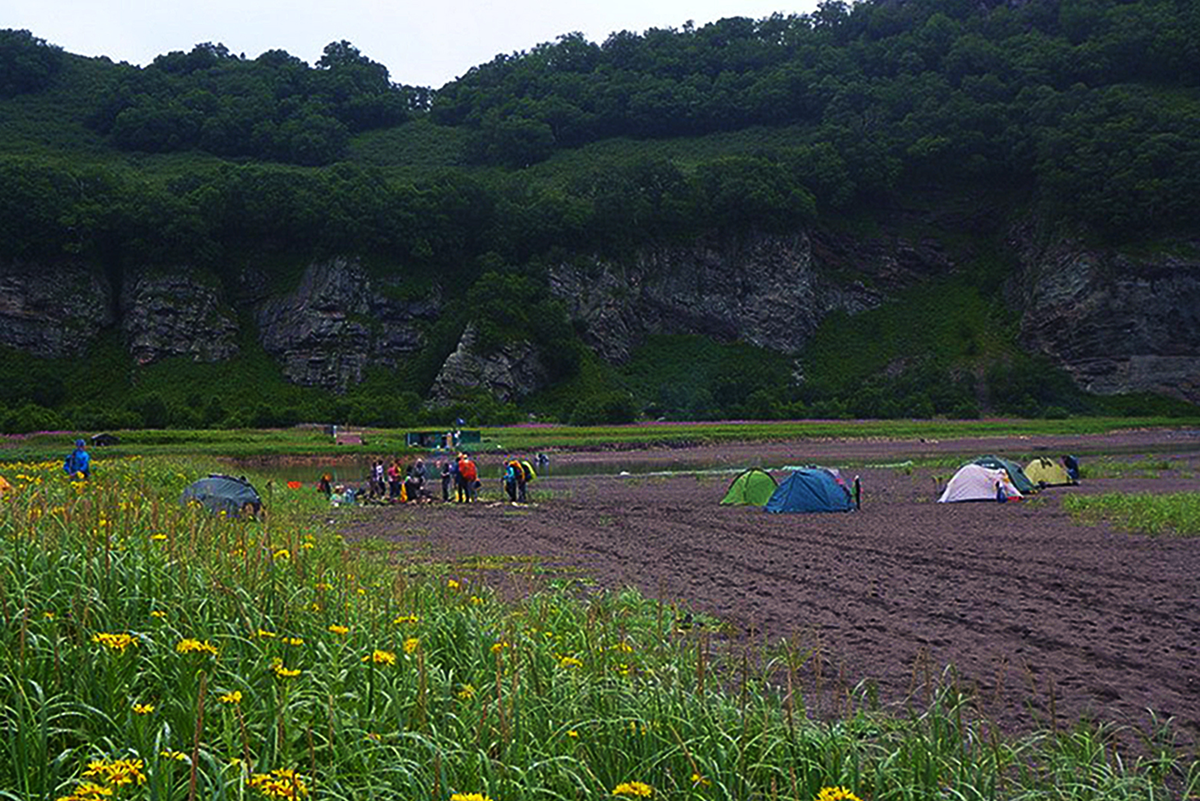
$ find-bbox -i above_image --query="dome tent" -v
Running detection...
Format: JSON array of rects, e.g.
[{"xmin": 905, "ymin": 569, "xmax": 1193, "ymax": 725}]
[
  {"xmin": 181, "ymin": 474, "xmax": 263, "ymax": 518},
  {"xmin": 1024, "ymin": 457, "xmax": 1075, "ymax": 487},
  {"xmin": 720, "ymin": 468, "xmax": 779, "ymax": 506},
  {"xmin": 971, "ymin": 455, "xmax": 1036, "ymax": 495},
  {"xmin": 764, "ymin": 468, "xmax": 853, "ymax": 514},
  {"xmin": 938, "ymin": 464, "xmax": 1021, "ymax": 503}
]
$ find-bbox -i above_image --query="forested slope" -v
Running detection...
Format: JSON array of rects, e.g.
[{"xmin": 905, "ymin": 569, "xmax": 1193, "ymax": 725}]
[{"xmin": 0, "ymin": 0, "xmax": 1197, "ymax": 432}]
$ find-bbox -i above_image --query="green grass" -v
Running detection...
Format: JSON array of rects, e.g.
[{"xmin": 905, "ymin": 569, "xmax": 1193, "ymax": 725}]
[
  {"xmin": 1062, "ymin": 492, "xmax": 1200, "ymax": 536},
  {"xmin": 1, "ymin": 455, "xmax": 1197, "ymax": 800}
]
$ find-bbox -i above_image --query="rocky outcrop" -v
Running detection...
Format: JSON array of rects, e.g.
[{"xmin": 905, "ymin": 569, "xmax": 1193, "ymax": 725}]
[
  {"xmin": 122, "ymin": 269, "xmax": 239, "ymax": 365},
  {"xmin": 1011, "ymin": 225, "xmax": 1200, "ymax": 403},
  {"xmin": 427, "ymin": 324, "xmax": 549, "ymax": 405},
  {"xmin": 256, "ymin": 258, "xmax": 439, "ymax": 391},
  {"xmin": 0, "ymin": 261, "xmax": 113, "ymax": 358},
  {"xmin": 548, "ymin": 231, "xmax": 897, "ymax": 363}
]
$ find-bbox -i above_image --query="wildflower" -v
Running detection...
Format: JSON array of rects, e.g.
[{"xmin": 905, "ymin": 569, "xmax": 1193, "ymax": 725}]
[
  {"xmin": 274, "ymin": 549, "xmax": 290, "ymax": 560},
  {"xmin": 393, "ymin": 614, "xmax": 419, "ymax": 625},
  {"xmin": 91, "ymin": 632, "xmax": 138, "ymax": 653},
  {"xmin": 310, "ymin": 602, "xmax": 322, "ymax": 612},
  {"xmin": 613, "ymin": 782, "xmax": 653, "ymax": 797},
  {"xmin": 301, "ymin": 542, "xmax": 314, "ymax": 550},
  {"xmin": 457, "ymin": 684, "xmax": 476, "ymax": 700},
  {"xmin": 272, "ymin": 659, "xmax": 301, "ymax": 679},
  {"xmin": 160, "ymin": 750, "xmax": 188, "ymax": 762},
  {"xmin": 449, "ymin": 794, "xmax": 493, "ymax": 801},
  {"xmin": 364, "ymin": 732, "xmax": 381, "ymax": 742},
  {"xmin": 55, "ymin": 781, "xmax": 114, "ymax": 800},
  {"xmin": 611, "ymin": 641, "xmax": 634, "ymax": 653},
  {"xmin": 315, "ymin": 583, "xmax": 332, "ymax": 592},
  {"xmin": 363, "ymin": 649, "xmax": 396, "ymax": 666},
  {"xmin": 403, "ymin": 637, "xmax": 420, "ymax": 654},
  {"xmin": 247, "ymin": 768, "xmax": 309, "ymax": 799},
  {"xmin": 691, "ymin": 773, "xmax": 711, "ymax": 787},
  {"xmin": 490, "ymin": 641, "xmax": 508, "ymax": 654},
  {"xmin": 615, "ymin": 663, "xmax": 632, "ymax": 676},
  {"xmin": 283, "ymin": 637, "xmax": 304, "ymax": 646},
  {"xmin": 176, "ymin": 638, "xmax": 219, "ymax": 656},
  {"xmin": 256, "ymin": 629, "xmax": 277, "ymax": 638},
  {"xmin": 150, "ymin": 533, "xmax": 167, "ymax": 541},
  {"xmin": 151, "ymin": 610, "xmax": 166, "ymax": 619},
  {"xmin": 132, "ymin": 703, "xmax": 155, "ymax": 715},
  {"xmin": 470, "ymin": 595, "xmax": 484, "ymax": 605},
  {"xmin": 287, "ymin": 481, "xmax": 302, "ymax": 490},
  {"xmin": 566, "ymin": 730, "xmax": 579, "ymax": 738},
  {"xmin": 43, "ymin": 611, "xmax": 56, "ymax": 620},
  {"xmin": 816, "ymin": 789, "xmax": 862, "ymax": 801},
  {"xmin": 558, "ymin": 656, "xmax": 583, "ymax": 669},
  {"xmin": 328, "ymin": 624, "xmax": 349, "ymax": 635},
  {"xmin": 219, "ymin": 690, "xmax": 243, "ymax": 705},
  {"xmin": 447, "ymin": 579, "xmax": 460, "ymax": 590},
  {"xmin": 82, "ymin": 758, "xmax": 146, "ymax": 786}
]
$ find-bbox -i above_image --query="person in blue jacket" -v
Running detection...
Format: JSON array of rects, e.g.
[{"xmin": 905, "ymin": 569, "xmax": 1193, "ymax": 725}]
[{"xmin": 63, "ymin": 439, "xmax": 91, "ymax": 479}]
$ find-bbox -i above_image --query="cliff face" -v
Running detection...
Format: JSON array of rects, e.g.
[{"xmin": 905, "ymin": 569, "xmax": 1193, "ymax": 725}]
[
  {"xmin": 1012, "ymin": 227, "xmax": 1200, "ymax": 403},
  {"xmin": 427, "ymin": 324, "xmax": 549, "ymax": 406},
  {"xmin": 122, "ymin": 269, "xmax": 239, "ymax": 365},
  {"xmin": 256, "ymin": 259, "xmax": 439, "ymax": 391},
  {"xmin": 0, "ymin": 261, "xmax": 113, "ymax": 358},
  {"xmin": 546, "ymin": 229, "xmax": 944, "ymax": 362}
]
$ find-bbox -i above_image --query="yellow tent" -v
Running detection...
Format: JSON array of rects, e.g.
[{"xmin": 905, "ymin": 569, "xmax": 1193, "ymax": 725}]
[{"xmin": 1024, "ymin": 458, "xmax": 1074, "ymax": 487}]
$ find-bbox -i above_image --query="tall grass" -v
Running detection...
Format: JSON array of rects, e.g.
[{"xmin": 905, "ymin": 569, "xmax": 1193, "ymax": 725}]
[
  {"xmin": 0, "ymin": 457, "xmax": 1196, "ymax": 800},
  {"xmin": 1062, "ymin": 492, "xmax": 1200, "ymax": 536}
]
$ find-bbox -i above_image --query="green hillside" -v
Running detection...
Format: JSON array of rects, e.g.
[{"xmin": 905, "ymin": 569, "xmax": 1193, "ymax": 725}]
[{"xmin": 1, "ymin": 2, "xmax": 1198, "ymax": 432}]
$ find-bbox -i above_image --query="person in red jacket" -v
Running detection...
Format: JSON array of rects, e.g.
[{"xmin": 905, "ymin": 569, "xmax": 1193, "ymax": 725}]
[{"xmin": 457, "ymin": 453, "xmax": 478, "ymax": 503}]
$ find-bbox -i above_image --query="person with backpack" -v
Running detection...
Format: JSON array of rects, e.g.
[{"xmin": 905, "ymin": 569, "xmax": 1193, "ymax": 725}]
[
  {"xmin": 503, "ymin": 459, "xmax": 521, "ymax": 502},
  {"xmin": 458, "ymin": 453, "xmax": 478, "ymax": 502}
]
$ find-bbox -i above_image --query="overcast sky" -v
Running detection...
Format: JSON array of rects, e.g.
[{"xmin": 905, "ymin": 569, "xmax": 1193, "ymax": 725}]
[{"xmin": 8, "ymin": 1, "xmax": 820, "ymax": 89}]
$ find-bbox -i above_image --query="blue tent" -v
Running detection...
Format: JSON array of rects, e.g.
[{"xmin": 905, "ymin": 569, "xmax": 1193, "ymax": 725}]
[{"xmin": 764, "ymin": 468, "xmax": 854, "ymax": 514}]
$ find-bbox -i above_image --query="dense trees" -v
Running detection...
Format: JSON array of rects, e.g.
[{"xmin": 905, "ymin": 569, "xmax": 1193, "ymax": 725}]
[{"xmin": 0, "ymin": 29, "xmax": 62, "ymax": 97}]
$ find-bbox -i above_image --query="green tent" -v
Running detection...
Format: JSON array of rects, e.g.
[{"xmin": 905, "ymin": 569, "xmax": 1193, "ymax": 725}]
[
  {"xmin": 970, "ymin": 455, "xmax": 1036, "ymax": 495},
  {"xmin": 720, "ymin": 468, "xmax": 778, "ymax": 506}
]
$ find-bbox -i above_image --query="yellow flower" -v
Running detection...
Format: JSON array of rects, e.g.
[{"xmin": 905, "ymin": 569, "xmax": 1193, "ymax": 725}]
[
  {"xmin": 449, "ymin": 794, "xmax": 493, "ymax": 801},
  {"xmin": 43, "ymin": 611, "xmax": 56, "ymax": 620},
  {"xmin": 403, "ymin": 637, "xmax": 420, "ymax": 654},
  {"xmin": 611, "ymin": 641, "xmax": 634, "ymax": 653},
  {"xmin": 315, "ymin": 583, "xmax": 333, "ymax": 592},
  {"xmin": 613, "ymin": 782, "xmax": 653, "ymax": 797},
  {"xmin": 363, "ymin": 649, "xmax": 396, "ymax": 666},
  {"xmin": 816, "ymin": 789, "xmax": 862, "ymax": 801},
  {"xmin": 447, "ymin": 579, "xmax": 461, "ymax": 589},
  {"xmin": 470, "ymin": 595, "xmax": 484, "ymax": 605},
  {"xmin": 283, "ymin": 636, "xmax": 304, "ymax": 646},
  {"xmin": 56, "ymin": 780, "xmax": 114, "ymax": 799},
  {"xmin": 160, "ymin": 750, "xmax": 188, "ymax": 762},
  {"xmin": 328, "ymin": 624, "xmax": 349, "ymax": 635},
  {"xmin": 92, "ymin": 632, "xmax": 139, "ymax": 653},
  {"xmin": 151, "ymin": 610, "xmax": 166, "ymax": 619},
  {"xmin": 273, "ymin": 549, "xmax": 290, "ymax": 560},
  {"xmin": 247, "ymin": 768, "xmax": 308, "ymax": 799},
  {"xmin": 490, "ymin": 641, "xmax": 508, "ymax": 654},
  {"xmin": 457, "ymin": 684, "xmax": 476, "ymax": 700},
  {"xmin": 558, "ymin": 656, "xmax": 583, "ymax": 669},
  {"xmin": 219, "ymin": 690, "xmax": 243, "ymax": 704},
  {"xmin": 176, "ymin": 638, "xmax": 219, "ymax": 656},
  {"xmin": 82, "ymin": 758, "xmax": 147, "ymax": 786},
  {"xmin": 691, "ymin": 773, "xmax": 711, "ymax": 787},
  {"xmin": 301, "ymin": 542, "xmax": 314, "ymax": 550},
  {"xmin": 566, "ymin": 730, "xmax": 579, "ymax": 738},
  {"xmin": 150, "ymin": 534, "xmax": 167, "ymax": 542},
  {"xmin": 256, "ymin": 628, "xmax": 276, "ymax": 638},
  {"xmin": 272, "ymin": 659, "xmax": 301, "ymax": 679},
  {"xmin": 132, "ymin": 703, "xmax": 155, "ymax": 715},
  {"xmin": 393, "ymin": 614, "xmax": 420, "ymax": 625}
]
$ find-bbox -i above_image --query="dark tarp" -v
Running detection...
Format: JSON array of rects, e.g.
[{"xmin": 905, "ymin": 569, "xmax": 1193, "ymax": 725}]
[{"xmin": 181, "ymin": 474, "xmax": 262, "ymax": 518}]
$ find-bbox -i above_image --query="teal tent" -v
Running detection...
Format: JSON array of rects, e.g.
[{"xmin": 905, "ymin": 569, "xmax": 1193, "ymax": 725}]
[
  {"xmin": 181, "ymin": 474, "xmax": 262, "ymax": 518},
  {"xmin": 764, "ymin": 468, "xmax": 853, "ymax": 514},
  {"xmin": 970, "ymin": 456, "xmax": 1036, "ymax": 495},
  {"xmin": 720, "ymin": 468, "xmax": 778, "ymax": 506}
]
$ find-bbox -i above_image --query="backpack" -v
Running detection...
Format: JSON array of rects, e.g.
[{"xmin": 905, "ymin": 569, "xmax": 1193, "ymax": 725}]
[{"xmin": 521, "ymin": 460, "xmax": 536, "ymax": 481}]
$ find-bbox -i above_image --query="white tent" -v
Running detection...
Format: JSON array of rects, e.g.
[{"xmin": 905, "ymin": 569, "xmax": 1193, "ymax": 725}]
[{"xmin": 937, "ymin": 464, "xmax": 1022, "ymax": 503}]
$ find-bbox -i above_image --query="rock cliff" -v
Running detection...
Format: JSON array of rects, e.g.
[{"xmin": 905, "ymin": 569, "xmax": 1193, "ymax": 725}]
[
  {"xmin": 427, "ymin": 324, "xmax": 549, "ymax": 406},
  {"xmin": 1011, "ymin": 225, "xmax": 1200, "ymax": 403},
  {"xmin": 0, "ymin": 261, "xmax": 113, "ymax": 358},
  {"xmin": 256, "ymin": 258, "xmax": 439, "ymax": 391},
  {"xmin": 122, "ymin": 269, "xmax": 239, "ymax": 365}
]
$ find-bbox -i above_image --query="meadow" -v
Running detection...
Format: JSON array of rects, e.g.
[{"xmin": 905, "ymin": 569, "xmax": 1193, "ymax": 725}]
[{"xmin": 2, "ymin": 450, "xmax": 1199, "ymax": 800}]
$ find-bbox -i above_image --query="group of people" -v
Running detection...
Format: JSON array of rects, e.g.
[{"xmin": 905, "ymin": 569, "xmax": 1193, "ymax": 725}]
[
  {"xmin": 442, "ymin": 453, "xmax": 480, "ymax": 502},
  {"xmin": 313, "ymin": 451, "xmax": 549, "ymax": 507}
]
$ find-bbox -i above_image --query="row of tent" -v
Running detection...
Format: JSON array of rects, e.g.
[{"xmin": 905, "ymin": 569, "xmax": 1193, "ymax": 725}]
[
  {"xmin": 938, "ymin": 455, "xmax": 1078, "ymax": 503},
  {"xmin": 721, "ymin": 467, "xmax": 858, "ymax": 513},
  {"xmin": 719, "ymin": 455, "xmax": 1079, "ymax": 512}
]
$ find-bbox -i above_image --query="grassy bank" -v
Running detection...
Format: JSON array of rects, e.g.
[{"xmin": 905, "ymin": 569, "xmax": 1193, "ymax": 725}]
[
  {"xmin": 1, "ymin": 456, "xmax": 1197, "ymax": 800},
  {"xmin": 1063, "ymin": 492, "xmax": 1200, "ymax": 536},
  {"xmin": 3, "ymin": 416, "xmax": 1198, "ymax": 466}
]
